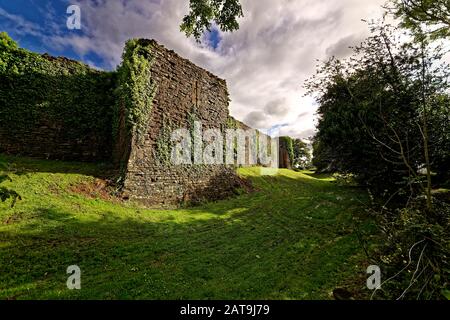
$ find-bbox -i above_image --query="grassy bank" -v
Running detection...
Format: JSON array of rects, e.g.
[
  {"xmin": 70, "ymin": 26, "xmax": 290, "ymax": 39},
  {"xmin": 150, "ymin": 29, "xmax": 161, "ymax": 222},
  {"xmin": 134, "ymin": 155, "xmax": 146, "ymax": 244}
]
[{"xmin": 0, "ymin": 155, "xmax": 374, "ymax": 299}]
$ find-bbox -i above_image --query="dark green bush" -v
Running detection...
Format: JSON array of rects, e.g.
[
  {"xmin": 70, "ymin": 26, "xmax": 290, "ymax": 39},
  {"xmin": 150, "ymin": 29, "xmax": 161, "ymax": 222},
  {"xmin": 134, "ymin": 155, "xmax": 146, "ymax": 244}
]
[{"xmin": 373, "ymin": 199, "xmax": 449, "ymax": 300}]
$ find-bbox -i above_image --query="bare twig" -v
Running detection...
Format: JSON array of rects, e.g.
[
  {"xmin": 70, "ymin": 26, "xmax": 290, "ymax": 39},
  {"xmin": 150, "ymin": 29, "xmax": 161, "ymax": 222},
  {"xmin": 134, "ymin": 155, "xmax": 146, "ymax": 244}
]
[
  {"xmin": 397, "ymin": 242, "xmax": 428, "ymax": 300},
  {"xmin": 370, "ymin": 238, "xmax": 426, "ymax": 300}
]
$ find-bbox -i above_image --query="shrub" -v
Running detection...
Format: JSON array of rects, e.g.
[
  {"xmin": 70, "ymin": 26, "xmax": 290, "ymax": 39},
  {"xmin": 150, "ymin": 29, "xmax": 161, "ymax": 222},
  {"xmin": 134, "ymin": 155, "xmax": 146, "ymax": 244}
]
[{"xmin": 372, "ymin": 198, "xmax": 449, "ymax": 300}]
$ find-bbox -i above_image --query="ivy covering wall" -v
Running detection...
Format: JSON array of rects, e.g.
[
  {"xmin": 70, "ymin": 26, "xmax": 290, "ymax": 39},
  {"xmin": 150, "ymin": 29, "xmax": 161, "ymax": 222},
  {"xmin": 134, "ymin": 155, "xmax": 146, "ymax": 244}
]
[
  {"xmin": 0, "ymin": 32, "xmax": 115, "ymax": 161},
  {"xmin": 279, "ymin": 136, "xmax": 295, "ymax": 167},
  {"xmin": 114, "ymin": 39, "xmax": 157, "ymax": 145}
]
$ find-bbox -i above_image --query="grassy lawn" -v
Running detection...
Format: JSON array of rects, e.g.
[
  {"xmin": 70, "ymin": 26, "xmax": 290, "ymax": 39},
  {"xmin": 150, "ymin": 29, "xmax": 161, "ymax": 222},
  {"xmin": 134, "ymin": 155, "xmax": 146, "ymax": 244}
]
[{"xmin": 0, "ymin": 155, "xmax": 375, "ymax": 300}]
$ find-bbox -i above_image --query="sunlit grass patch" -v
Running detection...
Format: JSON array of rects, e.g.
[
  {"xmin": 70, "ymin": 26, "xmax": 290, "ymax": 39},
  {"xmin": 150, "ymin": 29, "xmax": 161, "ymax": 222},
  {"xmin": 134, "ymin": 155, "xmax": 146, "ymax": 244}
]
[{"xmin": 0, "ymin": 155, "xmax": 373, "ymax": 300}]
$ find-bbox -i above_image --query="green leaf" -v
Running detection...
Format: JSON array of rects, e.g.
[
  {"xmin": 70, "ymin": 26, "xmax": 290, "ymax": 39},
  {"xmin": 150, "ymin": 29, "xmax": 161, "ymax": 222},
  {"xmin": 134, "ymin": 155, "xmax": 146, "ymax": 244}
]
[{"xmin": 442, "ymin": 290, "xmax": 450, "ymax": 300}]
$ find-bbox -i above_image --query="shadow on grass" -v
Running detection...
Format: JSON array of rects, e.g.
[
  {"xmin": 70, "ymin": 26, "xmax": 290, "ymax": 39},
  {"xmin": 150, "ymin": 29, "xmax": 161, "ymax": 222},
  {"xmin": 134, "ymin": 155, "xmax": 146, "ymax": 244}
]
[
  {"xmin": 301, "ymin": 171, "xmax": 335, "ymax": 180},
  {"xmin": 0, "ymin": 175, "xmax": 372, "ymax": 300},
  {"xmin": 0, "ymin": 157, "xmax": 374, "ymax": 299},
  {"xmin": 0, "ymin": 153, "xmax": 116, "ymax": 180}
]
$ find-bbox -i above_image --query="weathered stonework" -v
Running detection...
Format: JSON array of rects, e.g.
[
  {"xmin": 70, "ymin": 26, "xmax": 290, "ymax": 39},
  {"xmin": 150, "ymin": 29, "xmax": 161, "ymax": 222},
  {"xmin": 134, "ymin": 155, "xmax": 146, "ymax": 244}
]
[
  {"xmin": 117, "ymin": 40, "xmax": 243, "ymax": 206},
  {"xmin": 0, "ymin": 117, "xmax": 112, "ymax": 162},
  {"xmin": 278, "ymin": 139, "xmax": 293, "ymax": 169},
  {"xmin": 0, "ymin": 54, "xmax": 115, "ymax": 162},
  {"xmin": 1, "ymin": 38, "xmax": 287, "ymax": 207}
]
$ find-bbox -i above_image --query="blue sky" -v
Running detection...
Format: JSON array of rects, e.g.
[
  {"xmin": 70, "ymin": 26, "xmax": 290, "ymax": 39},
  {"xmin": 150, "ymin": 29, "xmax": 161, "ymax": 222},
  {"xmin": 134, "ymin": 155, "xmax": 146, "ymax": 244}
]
[
  {"xmin": 0, "ymin": 0, "xmax": 386, "ymax": 139},
  {"xmin": 0, "ymin": 0, "xmax": 220, "ymax": 70},
  {"xmin": 0, "ymin": 0, "xmax": 100, "ymax": 66}
]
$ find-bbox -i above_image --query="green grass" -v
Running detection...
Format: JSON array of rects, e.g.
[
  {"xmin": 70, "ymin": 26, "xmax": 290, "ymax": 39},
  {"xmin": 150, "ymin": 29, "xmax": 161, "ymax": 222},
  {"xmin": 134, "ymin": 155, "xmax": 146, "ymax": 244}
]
[{"xmin": 0, "ymin": 155, "xmax": 375, "ymax": 300}]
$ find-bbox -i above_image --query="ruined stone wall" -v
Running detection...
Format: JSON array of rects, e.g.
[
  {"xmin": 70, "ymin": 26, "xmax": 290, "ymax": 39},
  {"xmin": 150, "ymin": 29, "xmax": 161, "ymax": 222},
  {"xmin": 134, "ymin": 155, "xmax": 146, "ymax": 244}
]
[
  {"xmin": 1, "ymin": 34, "xmax": 285, "ymax": 207},
  {"xmin": 0, "ymin": 39, "xmax": 115, "ymax": 162},
  {"xmin": 230, "ymin": 117, "xmax": 280, "ymax": 168},
  {"xmin": 120, "ymin": 40, "xmax": 241, "ymax": 206}
]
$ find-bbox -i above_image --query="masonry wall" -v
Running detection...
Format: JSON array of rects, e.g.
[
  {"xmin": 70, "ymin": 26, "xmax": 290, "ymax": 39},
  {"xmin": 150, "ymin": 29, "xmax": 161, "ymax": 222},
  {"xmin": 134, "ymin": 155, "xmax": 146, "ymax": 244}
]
[
  {"xmin": 279, "ymin": 137, "xmax": 293, "ymax": 169},
  {"xmin": 0, "ymin": 35, "xmax": 115, "ymax": 162},
  {"xmin": 0, "ymin": 33, "xmax": 280, "ymax": 207},
  {"xmin": 230, "ymin": 117, "xmax": 281, "ymax": 168},
  {"xmin": 119, "ymin": 40, "xmax": 242, "ymax": 206}
]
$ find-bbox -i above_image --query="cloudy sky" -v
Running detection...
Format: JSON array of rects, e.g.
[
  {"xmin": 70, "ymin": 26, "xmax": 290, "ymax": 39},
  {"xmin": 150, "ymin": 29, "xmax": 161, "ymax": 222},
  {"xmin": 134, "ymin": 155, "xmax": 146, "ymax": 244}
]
[{"xmin": 0, "ymin": 0, "xmax": 387, "ymax": 139}]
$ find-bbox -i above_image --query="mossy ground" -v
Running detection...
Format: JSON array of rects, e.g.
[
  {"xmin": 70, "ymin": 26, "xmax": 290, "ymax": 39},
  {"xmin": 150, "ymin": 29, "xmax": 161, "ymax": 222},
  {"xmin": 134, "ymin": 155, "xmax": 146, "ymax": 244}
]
[{"xmin": 0, "ymin": 155, "xmax": 376, "ymax": 300}]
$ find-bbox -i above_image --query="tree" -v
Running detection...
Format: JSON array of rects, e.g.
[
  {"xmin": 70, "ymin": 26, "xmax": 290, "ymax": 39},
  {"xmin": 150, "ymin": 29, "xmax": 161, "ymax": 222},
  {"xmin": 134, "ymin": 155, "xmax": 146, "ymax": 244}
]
[
  {"xmin": 0, "ymin": 31, "xmax": 17, "ymax": 50},
  {"xmin": 181, "ymin": 0, "xmax": 243, "ymax": 41},
  {"xmin": 307, "ymin": 22, "xmax": 450, "ymax": 299},
  {"xmin": 388, "ymin": 0, "xmax": 450, "ymax": 39},
  {"xmin": 306, "ymin": 23, "xmax": 449, "ymax": 206},
  {"xmin": 278, "ymin": 136, "xmax": 294, "ymax": 169},
  {"xmin": 292, "ymin": 139, "xmax": 311, "ymax": 169},
  {"xmin": 0, "ymin": 33, "xmax": 22, "ymax": 208}
]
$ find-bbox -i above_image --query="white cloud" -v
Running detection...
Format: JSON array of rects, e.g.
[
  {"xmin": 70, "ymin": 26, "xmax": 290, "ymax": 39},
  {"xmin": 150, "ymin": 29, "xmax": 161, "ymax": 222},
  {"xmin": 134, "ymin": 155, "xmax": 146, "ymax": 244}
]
[
  {"xmin": 0, "ymin": 7, "xmax": 42, "ymax": 37},
  {"xmin": 214, "ymin": 0, "xmax": 387, "ymax": 139},
  {"xmin": 5, "ymin": 0, "xmax": 388, "ymax": 139}
]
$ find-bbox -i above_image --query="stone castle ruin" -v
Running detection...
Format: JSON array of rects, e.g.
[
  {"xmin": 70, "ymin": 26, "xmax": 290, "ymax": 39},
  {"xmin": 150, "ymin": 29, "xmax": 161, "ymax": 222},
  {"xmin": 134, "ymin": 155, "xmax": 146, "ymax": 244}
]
[
  {"xmin": 0, "ymin": 35, "xmax": 285, "ymax": 206},
  {"xmin": 114, "ymin": 39, "xmax": 257, "ymax": 205}
]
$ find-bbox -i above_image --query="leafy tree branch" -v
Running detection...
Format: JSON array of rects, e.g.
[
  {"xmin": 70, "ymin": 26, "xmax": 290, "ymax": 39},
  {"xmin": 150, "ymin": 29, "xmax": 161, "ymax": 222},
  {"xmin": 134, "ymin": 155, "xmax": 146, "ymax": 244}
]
[{"xmin": 181, "ymin": 0, "xmax": 243, "ymax": 41}]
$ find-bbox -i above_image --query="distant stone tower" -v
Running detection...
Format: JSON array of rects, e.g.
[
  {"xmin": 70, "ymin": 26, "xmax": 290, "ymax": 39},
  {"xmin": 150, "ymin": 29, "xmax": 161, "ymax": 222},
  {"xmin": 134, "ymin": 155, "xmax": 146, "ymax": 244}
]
[{"xmin": 278, "ymin": 137, "xmax": 293, "ymax": 169}]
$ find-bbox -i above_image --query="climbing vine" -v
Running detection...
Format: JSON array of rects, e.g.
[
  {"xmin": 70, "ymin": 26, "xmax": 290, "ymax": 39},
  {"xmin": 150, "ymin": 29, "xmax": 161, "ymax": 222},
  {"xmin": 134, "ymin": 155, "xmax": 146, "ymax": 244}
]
[
  {"xmin": 0, "ymin": 32, "xmax": 115, "ymax": 150},
  {"xmin": 187, "ymin": 104, "xmax": 211, "ymax": 166},
  {"xmin": 226, "ymin": 116, "xmax": 238, "ymax": 131},
  {"xmin": 114, "ymin": 39, "xmax": 158, "ymax": 145},
  {"xmin": 279, "ymin": 136, "xmax": 295, "ymax": 165},
  {"xmin": 155, "ymin": 115, "xmax": 174, "ymax": 165}
]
